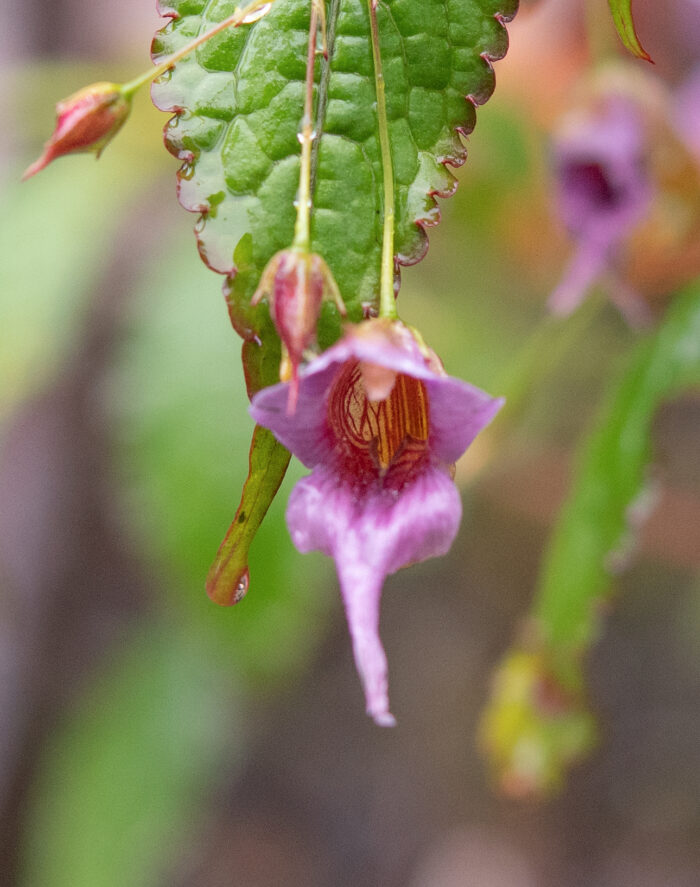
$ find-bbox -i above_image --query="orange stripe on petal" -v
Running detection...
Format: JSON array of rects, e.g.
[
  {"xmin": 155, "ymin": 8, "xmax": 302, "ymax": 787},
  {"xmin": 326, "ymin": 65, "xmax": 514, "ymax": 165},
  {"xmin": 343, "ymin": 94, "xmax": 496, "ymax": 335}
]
[{"xmin": 328, "ymin": 361, "xmax": 430, "ymax": 487}]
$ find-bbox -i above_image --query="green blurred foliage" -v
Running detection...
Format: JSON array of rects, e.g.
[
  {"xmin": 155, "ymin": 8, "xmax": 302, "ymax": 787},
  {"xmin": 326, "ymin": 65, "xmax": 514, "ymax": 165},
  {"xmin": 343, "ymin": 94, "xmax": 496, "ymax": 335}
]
[
  {"xmin": 1, "ymin": 65, "xmax": 164, "ymax": 424},
  {"xmin": 10, "ymin": 63, "xmax": 330, "ymax": 887},
  {"xmin": 480, "ymin": 280, "xmax": 700, "ymax": 798},
  {"xmin": 22, "ymin": 627, "xmax": 233, "ymax": 887}
]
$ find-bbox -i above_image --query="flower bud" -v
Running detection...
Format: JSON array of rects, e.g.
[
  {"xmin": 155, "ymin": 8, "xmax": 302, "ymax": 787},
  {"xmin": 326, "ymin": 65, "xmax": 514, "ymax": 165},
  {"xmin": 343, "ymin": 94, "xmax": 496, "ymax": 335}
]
[
  {"xmin": 22, "ymin": 82, "xmax": 131, "ymax": 180},
  {"xmin": 252, "ymin": 249, "xmax": 345, "ymax": 412}
]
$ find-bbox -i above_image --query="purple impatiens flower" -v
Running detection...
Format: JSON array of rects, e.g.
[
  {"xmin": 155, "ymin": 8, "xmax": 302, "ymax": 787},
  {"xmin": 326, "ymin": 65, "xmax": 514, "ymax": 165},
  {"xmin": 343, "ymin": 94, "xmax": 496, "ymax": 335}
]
[
  {"xmin": 251, "ymin": 319, "xmax": 503, "ymax": 725},
  {"xmin": 549, "ymin": 96, "xmax": 652, "ymax": 321}
]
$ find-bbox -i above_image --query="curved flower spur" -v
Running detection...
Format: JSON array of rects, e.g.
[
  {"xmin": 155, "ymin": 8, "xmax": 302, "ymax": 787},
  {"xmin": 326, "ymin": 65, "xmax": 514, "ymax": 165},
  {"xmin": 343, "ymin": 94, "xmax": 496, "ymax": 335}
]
[{"xmin": 251, "ymin": 319, "xmax": 503, "ymax": 725}]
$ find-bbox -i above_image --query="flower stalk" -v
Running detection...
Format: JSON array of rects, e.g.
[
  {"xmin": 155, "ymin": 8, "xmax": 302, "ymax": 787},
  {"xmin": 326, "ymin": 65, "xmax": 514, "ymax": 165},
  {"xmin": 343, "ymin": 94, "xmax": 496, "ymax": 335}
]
[
  {"xmin": 24, "ymin": 0, "xmax": 277, "ymax": 178},
  {"xmin": 121, "ymin": 0, "xmax": 277, "ymax": 98},
  {"xmin": 292, "ymin": 0, "xmax": 324, "ymax": 252},
  {"xmin": 367, "ymin": 0, "xmax": 398, "ymax": 321}
]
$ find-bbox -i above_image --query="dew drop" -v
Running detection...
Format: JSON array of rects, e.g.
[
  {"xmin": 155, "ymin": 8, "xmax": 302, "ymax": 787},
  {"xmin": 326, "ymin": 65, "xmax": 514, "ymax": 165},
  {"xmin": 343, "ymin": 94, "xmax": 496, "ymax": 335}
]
[
  {"xmin": 179, "ymin": 161, "xmax": 195, "ymax": 180},
  {"xmin": 233, "ymin": 569, "xmax": 250, "ymax": 603},
  {"xmin": 296, "ymin": 129, "xmax": 318, "ymax": 145},
  {"xmin": 242, "ymin": 3, "xmax": 271, "ymax": 24},
  {"xmin": 154, "ymin": 67, "xmax": 173, "ymax": 85}
]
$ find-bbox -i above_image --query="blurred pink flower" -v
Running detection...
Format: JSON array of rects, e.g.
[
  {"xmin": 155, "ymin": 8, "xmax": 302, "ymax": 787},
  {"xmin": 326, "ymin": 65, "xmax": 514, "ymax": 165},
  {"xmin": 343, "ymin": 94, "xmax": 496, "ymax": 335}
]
[
  {"xmin": 251, "ymin": 319, "xmax": 503, "ymax": 725},
  {"xmin": 549, "ymin": 97, "xmax": 652, "ymax": 322}
]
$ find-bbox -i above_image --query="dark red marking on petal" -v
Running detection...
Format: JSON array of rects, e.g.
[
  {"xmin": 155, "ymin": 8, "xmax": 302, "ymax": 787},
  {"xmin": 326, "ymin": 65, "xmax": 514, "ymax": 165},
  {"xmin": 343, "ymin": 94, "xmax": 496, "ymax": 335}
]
[{"xmin": 327, "ymin": 361, "xmax": 430, "ymax": 491}]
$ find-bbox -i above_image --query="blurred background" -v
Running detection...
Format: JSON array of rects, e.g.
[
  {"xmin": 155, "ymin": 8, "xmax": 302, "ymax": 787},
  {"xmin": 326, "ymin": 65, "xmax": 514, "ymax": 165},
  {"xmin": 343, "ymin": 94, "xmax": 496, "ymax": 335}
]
[{"xmin": 2, "ymin": 0, "xmax": 700, "ymax": 884}]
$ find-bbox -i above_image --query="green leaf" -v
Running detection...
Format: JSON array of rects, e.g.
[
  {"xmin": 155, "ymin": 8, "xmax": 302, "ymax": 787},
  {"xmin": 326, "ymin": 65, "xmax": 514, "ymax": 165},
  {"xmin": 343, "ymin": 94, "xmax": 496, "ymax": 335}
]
[
  {"xmin": 607, "ymin": 0, "xmax": 652, "ymax": 62},
  {"xmin": 480, "ymin": 280, "xmax": 700, "ymax": 795},
  {"xmin": 153, "ymin": 0, "xmax": 516, "ymax": 387},
  {"xmin": 206, "ymin": 424, "xmax": 291, "ymax": 605}
]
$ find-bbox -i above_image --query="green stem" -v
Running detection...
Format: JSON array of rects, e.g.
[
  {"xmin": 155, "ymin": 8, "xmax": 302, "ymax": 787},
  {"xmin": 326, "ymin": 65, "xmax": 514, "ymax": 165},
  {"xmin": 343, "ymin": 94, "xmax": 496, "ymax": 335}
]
[
  {"xmin": 292, "ymin": 1, "xmax": 320, "ymax": 252},
  {"xmin": 368, "ymin": 0, "xmax": 397, "ymax": 320},
  {"xmin": 492, "ymin": 293, "xmax": 605, "ymax": 427},
  {"xmin": 121, "ymin": 0, "xmax": 275, "ymax": 98}
]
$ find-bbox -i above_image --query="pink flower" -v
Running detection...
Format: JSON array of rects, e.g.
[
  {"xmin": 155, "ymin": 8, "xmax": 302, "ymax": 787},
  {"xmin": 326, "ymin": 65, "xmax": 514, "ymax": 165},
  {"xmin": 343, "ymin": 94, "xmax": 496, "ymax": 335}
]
[
  {"xmin": 22, "ymin": 82, "xmax": 131, "ymax": 180},
  {"xmin": 250, "ymin": 319, "xmax": 503, "ymax": 725},
  {"xmin": 549, "ymin": 96, "xmax": 652, "ymax": 321}
]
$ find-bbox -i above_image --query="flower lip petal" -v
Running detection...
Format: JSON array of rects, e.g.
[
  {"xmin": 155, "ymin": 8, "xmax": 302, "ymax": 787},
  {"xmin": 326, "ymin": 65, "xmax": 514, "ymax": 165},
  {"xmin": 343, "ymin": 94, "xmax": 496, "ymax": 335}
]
[{"xmin": 286, "ymin": 462, "xmax": 463, "ymax": 724}]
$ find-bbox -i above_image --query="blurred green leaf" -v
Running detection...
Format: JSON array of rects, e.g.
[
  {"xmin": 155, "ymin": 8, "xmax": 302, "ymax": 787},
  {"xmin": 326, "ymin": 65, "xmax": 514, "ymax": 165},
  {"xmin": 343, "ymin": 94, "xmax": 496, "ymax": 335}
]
[
  {"xmin": 481, "ymin": 279, "xmax": 700, "ymax": 795},
  {"xmin": 537, "ymin": 280, "xmax": 700, "ymax": 667},
  {"xmin": 479, "ymin": 649, "xmax": 597, "ymax": 798},
  {"xmin": 607, "ymin": 0, "xmax": 652, "ymax": 62},
  {"xmin": 21, "ymin": 626, "xmax": 233, "ymax": 887}
]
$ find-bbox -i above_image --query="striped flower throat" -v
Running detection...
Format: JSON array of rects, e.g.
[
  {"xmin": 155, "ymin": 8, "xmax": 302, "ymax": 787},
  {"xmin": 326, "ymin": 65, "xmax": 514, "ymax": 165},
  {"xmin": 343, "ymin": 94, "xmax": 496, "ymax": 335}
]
[{"xmin": 327, "ymin": 360, "xmax": 430, "ymax": 490}]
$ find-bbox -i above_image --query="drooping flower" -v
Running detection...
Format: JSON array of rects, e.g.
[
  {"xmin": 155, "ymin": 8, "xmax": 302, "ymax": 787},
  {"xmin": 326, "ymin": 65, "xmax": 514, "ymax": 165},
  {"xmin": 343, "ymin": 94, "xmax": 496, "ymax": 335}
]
[
  {"xmin": 549, "ymin": 95, "xmax": 652, "ymax": 321},
  {"xmin": 252, "ymin": 249, "xmax": 345, "ymax": 411},
  {"xmin": 250, "ymin": 319, "xmax": 503, "ymax": 725},
  {"xmin": 22, "ymin": 82, "xmax": 131, "ymax": 180}
]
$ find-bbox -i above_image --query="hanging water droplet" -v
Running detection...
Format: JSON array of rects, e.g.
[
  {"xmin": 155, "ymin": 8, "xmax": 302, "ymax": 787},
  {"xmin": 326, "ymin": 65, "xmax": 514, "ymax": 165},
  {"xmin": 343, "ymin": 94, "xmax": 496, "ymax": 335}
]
[
  {"xmin": 242, "ymin": 3, "xmax": 271, "ymax": 24},
  {"xmin": 296, "ymin": 128, "xmax": 318, "ymax": 145},
  {"xmin": 194, "ymin": 214, "xmax": 207, "ymax": 234},
  {"xmin": 180, "ymin": 161, "xmax": 195, "ymax": 180},
  {"xmin": 154, "ymin": 67, "xmax": 173, "ymax": 85},
  {"xmin": 233, "ymin": 569, "xmax": 250, "ymax": 603}
]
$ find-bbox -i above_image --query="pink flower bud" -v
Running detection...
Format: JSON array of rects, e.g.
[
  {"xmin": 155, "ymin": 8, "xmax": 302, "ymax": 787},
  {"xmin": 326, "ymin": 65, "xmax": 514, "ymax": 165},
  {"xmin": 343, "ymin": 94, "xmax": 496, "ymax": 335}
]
[
  {"xmin": 22, "ymin": 82, "xmax": 131, "ymax": 180},
  {"xmin": 252, "ymin": 249, "xmax": 346, "ymax": 412}
]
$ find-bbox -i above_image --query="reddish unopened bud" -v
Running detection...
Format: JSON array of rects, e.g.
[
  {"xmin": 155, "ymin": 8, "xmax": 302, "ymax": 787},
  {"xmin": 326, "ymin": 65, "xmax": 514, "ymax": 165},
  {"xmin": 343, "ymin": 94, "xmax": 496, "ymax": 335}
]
[
  {"xmin": 22, "ymin": 82, "xmax": 131, "ymax": 180},
  {"xmin": 252, "ymin": 249, "xmax": 346, "ymax": 412}
]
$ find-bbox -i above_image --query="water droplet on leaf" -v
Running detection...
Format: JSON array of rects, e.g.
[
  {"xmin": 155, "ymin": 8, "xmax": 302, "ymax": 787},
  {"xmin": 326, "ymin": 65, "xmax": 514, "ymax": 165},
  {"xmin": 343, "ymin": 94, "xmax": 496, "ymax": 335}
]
[{"xmin": 233, "ymin": 569, "xmax": 250, "ymax": 603}]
